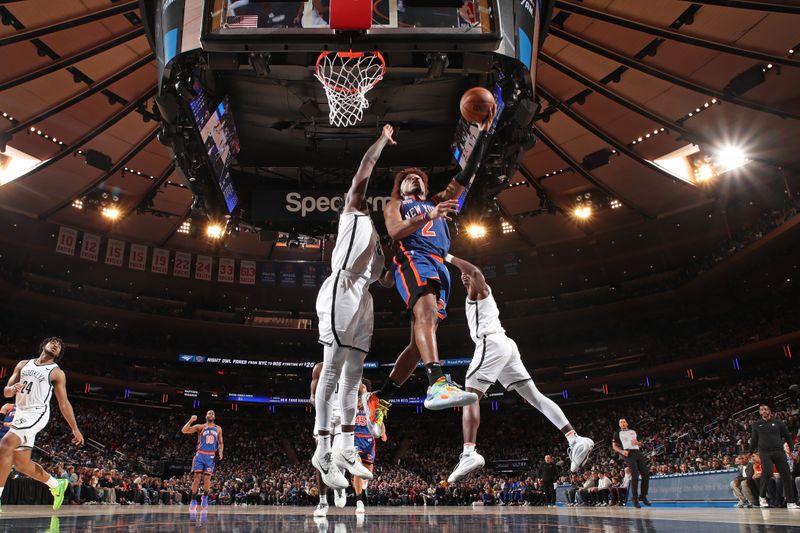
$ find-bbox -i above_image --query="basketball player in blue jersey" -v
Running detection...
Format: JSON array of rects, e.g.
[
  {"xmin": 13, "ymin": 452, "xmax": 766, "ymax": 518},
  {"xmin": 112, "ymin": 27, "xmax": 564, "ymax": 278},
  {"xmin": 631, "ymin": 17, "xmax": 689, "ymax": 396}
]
[
  {"xmin": 353, "ymin": 380, "xmax": 385, "ymax": 515},
  {"xmin": 444, "ymin": 256, "xmax": 594, "ymax": 482},
  {"xmin": 0, "ymin": 403, "xmax": 15, "ymax": 440},
  {"xmin": 182, "ymin": 410, "xmax": 223, "ymax": 510},
  {"xmin": 0, "ymin": 337, "xmax": 83, "ymax": 512},
  {"xmin": 362, "ymin": 107, "xmax": 496, "ymax": 425}
]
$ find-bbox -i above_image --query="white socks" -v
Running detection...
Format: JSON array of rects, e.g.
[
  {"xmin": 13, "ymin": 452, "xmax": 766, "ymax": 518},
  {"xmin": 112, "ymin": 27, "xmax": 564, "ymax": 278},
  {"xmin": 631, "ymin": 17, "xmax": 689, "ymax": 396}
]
[
  {"xmin": 45, "ymin": 476, "xmax": 59, "ymax": 489},
  {"xmin": 341, "ymin": 431, "xmax": 355, "ymax": 449},
  {"xmin": 317, "ymin": 433, "xmax": 332, "ymax": 454},
  {"xmin": 463, "ymin": 443, "xmax": 476, "ymax": 455},
  {"xmin": 320, "ymin": 494, "xmax": 328, "ymax": 505},
  {"xmin": 565, "ymin": 430, "xmax": 578, "ymax": 446}
]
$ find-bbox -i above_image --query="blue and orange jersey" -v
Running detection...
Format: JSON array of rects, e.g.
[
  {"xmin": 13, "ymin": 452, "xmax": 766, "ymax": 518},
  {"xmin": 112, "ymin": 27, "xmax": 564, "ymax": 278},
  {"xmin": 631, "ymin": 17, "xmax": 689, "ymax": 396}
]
[
  {"xmin": 196, "ymin": 424, "xmax": 221, "ymax": 454},
  {"xmin": 0, "ymin": 405, "xmax": 15, "ymax": 437},
  {"xmin": 354, "ymin": 410, "xmax": 371, "ymax": 438},
  {"xmin": 397, "ymin": 196, "xmax": 451, "ymax": 258}
]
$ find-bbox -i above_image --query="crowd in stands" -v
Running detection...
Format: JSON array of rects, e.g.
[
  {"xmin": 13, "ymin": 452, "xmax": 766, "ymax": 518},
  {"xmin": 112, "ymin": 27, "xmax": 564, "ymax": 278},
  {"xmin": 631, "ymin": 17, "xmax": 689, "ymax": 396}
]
[{"xmin": 11, "ymin": 365, "xmax": 797, "ymax": 508}]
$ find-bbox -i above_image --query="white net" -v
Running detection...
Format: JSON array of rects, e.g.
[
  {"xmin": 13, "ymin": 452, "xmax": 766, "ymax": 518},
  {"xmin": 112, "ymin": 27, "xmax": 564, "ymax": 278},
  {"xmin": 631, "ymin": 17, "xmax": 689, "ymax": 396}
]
[{"xmin": 315, "ymin": 52, "xmax": 385, "ymax": 128}]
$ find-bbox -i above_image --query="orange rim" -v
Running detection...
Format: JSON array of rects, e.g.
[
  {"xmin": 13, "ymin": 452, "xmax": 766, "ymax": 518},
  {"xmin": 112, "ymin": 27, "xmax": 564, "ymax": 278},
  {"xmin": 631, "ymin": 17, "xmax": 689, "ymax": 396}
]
[{"xmin": 316, "ymin": 51, "xmax": 386, "ymax": 95}]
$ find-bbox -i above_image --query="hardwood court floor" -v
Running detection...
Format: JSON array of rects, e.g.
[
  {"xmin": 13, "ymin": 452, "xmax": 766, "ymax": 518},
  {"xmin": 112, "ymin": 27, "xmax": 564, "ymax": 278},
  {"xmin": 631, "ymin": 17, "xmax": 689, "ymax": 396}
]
[{"xmin": 0, "ymin": 505, "xmax": 798, "ymax": 532}]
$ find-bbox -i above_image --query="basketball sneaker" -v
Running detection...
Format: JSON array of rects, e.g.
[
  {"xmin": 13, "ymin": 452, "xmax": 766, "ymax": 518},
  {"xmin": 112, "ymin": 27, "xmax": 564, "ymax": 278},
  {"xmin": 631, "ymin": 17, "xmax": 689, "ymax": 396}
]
[
  {"xmin": 356, "ymin": 500, "xmax": 365, "ymax": 514},
  {"xmin": 568, "ymin": 436, "xmax": 595, "ymax": 472},
  {"xmin": 333, "ymin": 447, "xmax": 374, "ymax": 480},
  {"xmin": 447, "ymin": 451, "xmax": 485, "ymax": 483},
  {"xmin": 759, "ymin": 497, "xmax": 769, "ymax": 508},
  {"xmin": 312, "ymin": 449, "xmax": 349, "ymax": 490},
  {"xmin": 50, "ymin": 478, "xmax": 69, "ymax": 511},
  {"xmin": 189, "ymin": 499, "xmax": 198, "ymax": 512},
  {"xmin": 334, "ymin": 488, "xmax": 347, "ymax": 508},
  {"xmin": 201, "ymin": 494, "xmax": 208, "ymax": 509},
  {"xmin": 788, "ymin": 503, "xmax": 799, "ymax": 510},
  {"xmin": 362, "ymin": 392, "xmax": 390, "ymax": 438},
  {"xmin": 314, "ymin": 502, "xmax": 329, "ymax": 517},
  {"xmin": 423, "ymin": 377, "xmax": 479, "ymax": 410}
]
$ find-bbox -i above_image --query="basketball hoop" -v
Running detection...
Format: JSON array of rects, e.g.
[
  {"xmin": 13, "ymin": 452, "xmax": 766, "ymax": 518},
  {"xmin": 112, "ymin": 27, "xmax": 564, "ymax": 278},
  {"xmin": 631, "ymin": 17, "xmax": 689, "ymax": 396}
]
[{"xmin": 315, "ymin": 51, "xmax": 386, "ymax": 127}]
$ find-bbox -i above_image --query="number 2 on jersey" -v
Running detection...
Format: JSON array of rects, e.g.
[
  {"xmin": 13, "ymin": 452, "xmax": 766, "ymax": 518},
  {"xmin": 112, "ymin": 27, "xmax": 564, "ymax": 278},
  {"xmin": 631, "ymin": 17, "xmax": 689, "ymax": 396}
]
[{"xmin": 422, "ymin": 221, "xmax": 436, "ymax": 237}]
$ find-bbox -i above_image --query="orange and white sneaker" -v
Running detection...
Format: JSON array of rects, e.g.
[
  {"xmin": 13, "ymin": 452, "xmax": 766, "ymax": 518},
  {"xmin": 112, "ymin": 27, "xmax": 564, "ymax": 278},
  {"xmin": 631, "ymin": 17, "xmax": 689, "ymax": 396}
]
[
  {"xmin": 423, "ymin": 377, "xmax": 478, "ymax": 410},
  {"xmin": 361, "ymin": 392, "xmax": 390, "ymax": 438}
]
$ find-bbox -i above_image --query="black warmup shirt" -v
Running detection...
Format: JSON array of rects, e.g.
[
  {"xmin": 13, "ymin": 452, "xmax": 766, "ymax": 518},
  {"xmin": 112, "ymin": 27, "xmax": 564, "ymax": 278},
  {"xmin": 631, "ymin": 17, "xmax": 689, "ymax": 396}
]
[{"xmin": 749, "ymin": 418, "xmax": 792, "ymax": 453}]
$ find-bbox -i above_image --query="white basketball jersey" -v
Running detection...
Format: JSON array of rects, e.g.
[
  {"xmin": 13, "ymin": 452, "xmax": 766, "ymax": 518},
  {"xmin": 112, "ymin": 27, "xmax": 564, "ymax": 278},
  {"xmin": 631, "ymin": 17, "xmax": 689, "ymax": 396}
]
[
  {"xmin": 16, "ymin": 359, "xmax": 58, "ymax": 410},
  {"xmin": 465, "ymin": 288, "xmax": 505, "ymax": 344},
  {"xmin": 330, "ymin": 211, "xmax": 383, "ymax": 283}
]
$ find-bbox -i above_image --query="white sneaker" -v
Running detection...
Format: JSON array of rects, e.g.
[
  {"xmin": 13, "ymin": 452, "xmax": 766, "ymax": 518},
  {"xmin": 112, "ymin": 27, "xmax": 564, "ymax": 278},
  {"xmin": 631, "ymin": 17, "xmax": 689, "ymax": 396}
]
[
  {"xmin": 361, "ymin": 392, "xmax": 389, "ymax": 438},
  {"xmin": 312, "ymin": 449, "xmax": 349, "ymax": 490},
  {"xmin": 314, "ymin": 502, "xmax": 329, "ymax": 517},
  {"xmin": 333, "ymin": 447, "xmax": 374, "ymax": 480},
  {"xmin": 759, "ymin": 497, "xmax": 769, "ymax": 508},
  {"xmin": 424, "ymin": 378, "xmax": 479, "ymax": 410},
  {"xmin": 334, "ymin": 488, "xmax": 347, "ymax": 508},
  {"xmin": 788, "ymin": 502, "xmax": 800, "ymax": 510},
  {"xmin": 569, "ymin": 436, "xmax": 595, "ymax": 472},
  {"xmin": 356, "ymin": 500, "xmax": 365, "ymax": 514},
  {"xmin": 447, "ymin": 451, "xmax": 485, "ymax": 483}
]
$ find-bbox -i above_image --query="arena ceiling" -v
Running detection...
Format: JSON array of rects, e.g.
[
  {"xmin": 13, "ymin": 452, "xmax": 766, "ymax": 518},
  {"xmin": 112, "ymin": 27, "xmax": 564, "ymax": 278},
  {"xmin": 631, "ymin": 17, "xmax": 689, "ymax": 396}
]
[{"xmin": 0, "ymin": 0, "xmax": 798, "ymax": 265}]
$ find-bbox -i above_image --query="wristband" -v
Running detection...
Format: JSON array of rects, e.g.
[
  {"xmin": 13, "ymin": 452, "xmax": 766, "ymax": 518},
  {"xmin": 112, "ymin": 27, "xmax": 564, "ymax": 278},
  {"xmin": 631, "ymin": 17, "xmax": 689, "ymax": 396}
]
[{"xmin": 444, "ymin": 254, "xmax": 454, "ymax": 264}]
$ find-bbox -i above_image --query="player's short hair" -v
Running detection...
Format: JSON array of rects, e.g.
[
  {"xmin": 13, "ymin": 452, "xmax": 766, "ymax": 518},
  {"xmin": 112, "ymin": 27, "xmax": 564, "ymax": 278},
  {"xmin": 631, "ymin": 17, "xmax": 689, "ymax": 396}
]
[
  {"xmin": 361, "ymin": 378, "xmax": 372, "ymax": 392},
  {"xmin": 39, "ymin": 336, "xmax": 65, "ymax": 361},
  {"xmin": 392, "ymin": 168, "xmax": 429, "ymax": 199}
]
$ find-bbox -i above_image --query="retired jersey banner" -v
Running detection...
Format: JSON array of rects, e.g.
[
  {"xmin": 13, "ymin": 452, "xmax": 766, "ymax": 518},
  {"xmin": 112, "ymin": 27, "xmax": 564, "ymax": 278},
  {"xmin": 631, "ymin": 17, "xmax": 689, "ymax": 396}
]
[
  {"xmin": 259, "ymin": 262, "xmax": 277, "ymax": 286},
  {"xmin": 218, "ymin": 257, "xmax": 235, "ymax": 283},
  {"xmin": 128, "ymin": 243, "xmax": 147, "ymax": 271},
  {"xmin": 173, "ymin": 251, "xmax": 191, "ymax": 278},
  {"xmin": 239, "ymin": 260, "xmax": 256, "ymax": 285},
  {"xmin": 55, "ymin": 226, "xmax": 78, "ymax": 256},
  {"xmin": 195, "ymin": 255, "xmax": 212, "ymax": 281},
  {"xmin": 79, "ymin": 232, "xmax": 100, "ymax": 262},
  {"xmin": 280, "ymin": 263, "xmax": 297, "ymax": 286},
  {"xmin": 151, "ymin": 248, "xmax": 170, "ymax": 275},
  {"xmin": 105, "ymin": 239, "xmax": 125, "ymax": 266},
  {"xmin": 301, "ymin": 264, "xmax": 320, "ymax": 288}
]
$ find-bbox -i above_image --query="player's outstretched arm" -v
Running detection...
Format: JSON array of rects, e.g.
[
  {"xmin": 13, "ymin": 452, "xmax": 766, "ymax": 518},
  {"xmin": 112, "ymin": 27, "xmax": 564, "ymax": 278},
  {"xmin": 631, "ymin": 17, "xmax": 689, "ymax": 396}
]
[
  {"xmin": 218, "ymin": 427, "xmax": 224, "ymax": 461},
  {"xmin": 432, "ymin": 106, "xmax": 496, "ymax": 204},
  {"xmin": 182, "ymin": 415, "xmax": 202, "ymax": 434},
  {"xmin": 447, "ymin": 255, "xmax": 488, "ymax": 299},
  {"xmin": 52, "ymin": 368, "xmax": 84, "ymax": 445},
  {"xmin": 345, "ymin": 124, "xmax": 396, "ymax": 213},
  {"xmin": 2, "ymin": 360, "xmax": 26, "ymax": 398}
]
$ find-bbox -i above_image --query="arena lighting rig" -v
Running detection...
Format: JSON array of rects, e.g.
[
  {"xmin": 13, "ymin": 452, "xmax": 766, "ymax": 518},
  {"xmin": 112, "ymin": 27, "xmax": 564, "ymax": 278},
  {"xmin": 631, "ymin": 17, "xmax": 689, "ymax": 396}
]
[{"xmin": 139, "ymin": 0, "xmax": 553, "ymax": 238}]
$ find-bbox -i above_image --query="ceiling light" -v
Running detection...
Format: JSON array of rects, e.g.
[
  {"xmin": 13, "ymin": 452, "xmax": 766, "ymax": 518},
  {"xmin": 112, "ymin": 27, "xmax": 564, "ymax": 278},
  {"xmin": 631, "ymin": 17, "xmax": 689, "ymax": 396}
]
[
  {"xmin": 716, "ymin": 146, "xmax": 747, "ymax": 172},
  {"xmin": 178, "ymin": 220, "xmax": 191, "ymax": 234},
  {"xmin": 573, "ymin": 206, "xmax": 592, "ymax": 220},
  {"xmin": 101, "ymin": 207, "xmax": 120, "ymax": 220},
  {"xmin": 609, "ymin": 199, "xmax": 622, "ymax": 209},
  {"xmin": 72, "ymin": 199, "xmax": 84, "ymax": 210},
  {"xmin": 694, "ymin": 162, "xmax": 716, "ymax": 183},
  {"xmin": 465, "ymin": 224, "xmax": 486, "ymax": 239},
  {"xmin": 501, "ymin": 220, "xmax": 515, "ymax": 234},
  {"xmin": 206, "ymin": 223, "xmax": 225, "ymax": 239}
]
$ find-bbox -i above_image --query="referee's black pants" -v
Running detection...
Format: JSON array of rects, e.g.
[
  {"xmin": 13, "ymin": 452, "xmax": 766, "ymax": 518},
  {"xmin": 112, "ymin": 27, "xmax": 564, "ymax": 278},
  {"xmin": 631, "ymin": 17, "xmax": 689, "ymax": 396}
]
[
  {"xmin": 758, "ymin": 450, "xmax": 796, "ymax": 504},
  {"xmin": 624, "ymin": 450, "xmax": 650, "ymax": 501}
]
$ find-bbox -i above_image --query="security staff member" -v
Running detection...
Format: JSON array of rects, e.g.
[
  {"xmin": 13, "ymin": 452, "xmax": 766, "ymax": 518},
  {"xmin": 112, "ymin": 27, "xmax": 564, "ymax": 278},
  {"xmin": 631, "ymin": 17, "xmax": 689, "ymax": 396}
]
[
  {"xmin": 612, "ymin": 418, "xmax": 650, "ymax": 508},
  {"xmin": 749, "ymin": 403, "xmax": 798, "ymax": 509},
  {"xmin": 538, "ymin": 455, "xmax": 559, "ymax": 506}
]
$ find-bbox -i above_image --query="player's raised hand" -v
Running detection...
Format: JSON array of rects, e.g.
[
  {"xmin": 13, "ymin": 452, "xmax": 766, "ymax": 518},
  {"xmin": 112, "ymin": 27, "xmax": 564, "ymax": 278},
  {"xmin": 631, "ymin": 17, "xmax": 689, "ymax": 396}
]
[
  {"xmin": 189, "ymin": 415, "xmax": 197, "ymax": 423},
  {"xmin": 382, "ymin": 124, "xmax": 397, "ymax": 145},
  {"xmin": 430, "ymin": 200, "xmax": 460, "ymax": 221},
  {"xmin": 72, "ymin": 429, "xmax": 84, "ymax": 446},
  {"xmin": 478, "ymin": 104, "xmax": 497, "ymax": 132}
]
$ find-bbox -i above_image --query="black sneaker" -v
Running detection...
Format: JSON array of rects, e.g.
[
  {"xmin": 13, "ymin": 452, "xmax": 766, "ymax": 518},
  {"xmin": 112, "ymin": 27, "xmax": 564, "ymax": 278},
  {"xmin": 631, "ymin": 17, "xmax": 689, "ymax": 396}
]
[
  {"xmin": 641, "ymin": 497, "xmax": 651, "ymax": 506},
  {"xmin": 632, "ymin": 499, "xmax": 641, "ymax": 509}
]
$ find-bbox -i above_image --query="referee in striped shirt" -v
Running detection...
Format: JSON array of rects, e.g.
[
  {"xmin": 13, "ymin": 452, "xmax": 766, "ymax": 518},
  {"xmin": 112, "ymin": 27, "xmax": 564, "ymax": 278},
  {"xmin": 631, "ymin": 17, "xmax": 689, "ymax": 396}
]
[{"xmin": 612, "ymin": 418, "xmax": 651, "ymax": 508}]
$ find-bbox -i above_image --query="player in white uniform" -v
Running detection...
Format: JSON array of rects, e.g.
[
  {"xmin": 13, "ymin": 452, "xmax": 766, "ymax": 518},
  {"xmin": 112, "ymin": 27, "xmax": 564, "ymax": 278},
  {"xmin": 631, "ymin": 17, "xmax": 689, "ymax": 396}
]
[
  {"xmin": 0, "ymin": 337, "xmax": 84, "ymax": 511},
  {"xmin": 312, "ymin": 125, "xmax": 395, "ymax": 493},
  {"xmin": 444, "ymin": 257, "xmax": 595, "ymax": 482}
]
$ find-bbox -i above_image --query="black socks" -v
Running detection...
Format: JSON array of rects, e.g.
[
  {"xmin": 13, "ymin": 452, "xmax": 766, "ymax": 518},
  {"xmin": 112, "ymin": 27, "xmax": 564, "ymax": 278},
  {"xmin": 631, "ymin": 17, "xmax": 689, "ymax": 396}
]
[
  {"xmin": 424, "ymin": 362, "xmax": 444, "ymax": 385},
  {"xmin": 378, "ymin": 378, "xmax": 402, "ymax": 400}
]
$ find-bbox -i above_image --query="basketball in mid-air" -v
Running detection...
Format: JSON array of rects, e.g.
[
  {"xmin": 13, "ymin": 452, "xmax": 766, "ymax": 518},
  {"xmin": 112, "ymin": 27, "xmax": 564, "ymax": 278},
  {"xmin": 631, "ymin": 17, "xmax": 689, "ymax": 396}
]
[{"xmin": 460, "ymin": 87, "xmax": 495, "ymax": 124}]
